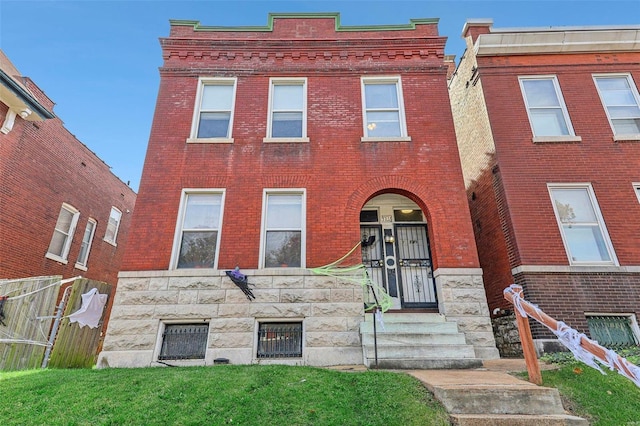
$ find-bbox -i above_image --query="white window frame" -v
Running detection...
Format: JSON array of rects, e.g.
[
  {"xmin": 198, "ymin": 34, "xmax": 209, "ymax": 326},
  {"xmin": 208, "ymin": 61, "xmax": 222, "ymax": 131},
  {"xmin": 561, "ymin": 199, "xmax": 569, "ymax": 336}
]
[
  {"xmin": 170, "ymin": 189, "xmax": 226, "ymax": 270},
  {"xmin": 75, "ymin": 218, "xmax": 97, "ymax": 270},
  {"xmin": 634, "ymin": 183, "xmax": 640, "ymax": 204},
  {"xmin": 103, "ymin": 207, "xmax": 122, "ymax": 246},
  {"xmin": 264, "ymin": 78, "xmax": 309, "ymax": 143},
  {"xmin": 519, "ymin": 75, "xmax": 580, "ymax": 143},
  {"xmin": 361, "ymin": 76, "xmax": 410, "ymax": 142},
  {"xmin": 593, "ymin": 73, "xmax": 640, "ymax": 141},
  {"xmin": 46, "ymin": 203, "xmax": 80, "ymax": 264},
  {"xmin": 188, "ymin": 77, "xmax": 237, "ymax": 144},
  {"xmin": 548, "ymin": 183, "xmax": 618, "ymax": 266},
  {"xmin": 259, "ymin": 189, "xmax": 306, "ymax": 269}
]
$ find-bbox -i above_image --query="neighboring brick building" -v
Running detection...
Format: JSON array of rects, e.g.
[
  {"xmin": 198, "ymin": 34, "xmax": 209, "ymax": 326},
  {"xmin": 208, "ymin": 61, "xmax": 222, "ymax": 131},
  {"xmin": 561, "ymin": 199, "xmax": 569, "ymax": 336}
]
[
  {"xmin": 0, "ymin": 50, "xmax": 136, "ymax": 324},
  {"xmin": 99, "ymin": 13, "xmax": 498, "ymax": 369},
  {"xmin": 449, "ymin": 21, "xmax": 640, "ymax": 354}
]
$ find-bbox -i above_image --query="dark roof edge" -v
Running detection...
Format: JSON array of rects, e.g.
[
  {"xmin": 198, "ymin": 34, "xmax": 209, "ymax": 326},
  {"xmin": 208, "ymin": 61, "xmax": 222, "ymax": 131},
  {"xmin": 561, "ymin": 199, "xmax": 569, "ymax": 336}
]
[{"xmin": 0, "ymin": 69, "xmax": 55, "ymax": 119}]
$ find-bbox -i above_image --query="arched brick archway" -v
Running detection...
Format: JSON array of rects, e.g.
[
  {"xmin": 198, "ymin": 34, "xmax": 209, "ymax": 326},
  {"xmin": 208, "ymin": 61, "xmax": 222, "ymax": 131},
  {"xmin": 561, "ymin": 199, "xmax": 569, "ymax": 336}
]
[{"xmin": 344, "ymin": 175, "xmax": 445, "ymax": 268}]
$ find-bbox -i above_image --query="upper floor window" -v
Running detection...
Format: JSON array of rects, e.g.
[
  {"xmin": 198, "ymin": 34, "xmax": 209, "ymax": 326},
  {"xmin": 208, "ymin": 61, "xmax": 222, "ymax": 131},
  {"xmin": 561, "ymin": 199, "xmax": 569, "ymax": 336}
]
[
  {"xmin": 361, "ymin": 77, "xmax": 410, "ymax": 141},
  {"xmin": 261, "ymin": 190, "xmax": 305, "ymax": 268},
  {"xmin": 189, "ymin": 78, "xmax": 237, "ymax": 143},
  {"xmin": 593, "ymin": 74, "xmax": 640, "ymax": 139},
  {"xmin": 75, "ymin": 218, "xmax": 97, "ymax": 269},
  {"xmin": 104, "ymin": 207, "xmax": 122, "ymax": 246},
  {"xmin": 634, "ymin": 183, "xmax": 640, "ymax": 204},
  {"xmin": 548, "ymin": 184, "xmax": 617, "ymax": 265},
  {"xmin": 46, "ymin": 203, "xmax": 79, "ymax": 263},
  {"xmin": 265, "ymin": 78, "xmax": 308, "ymax": 142},
  {"xmin": 519, "ymin": 76, "xmax": 576, "ymax": 140},
  {"xmin": 172, "ymin": 191, "xmax": 224, "ymax": 269}
]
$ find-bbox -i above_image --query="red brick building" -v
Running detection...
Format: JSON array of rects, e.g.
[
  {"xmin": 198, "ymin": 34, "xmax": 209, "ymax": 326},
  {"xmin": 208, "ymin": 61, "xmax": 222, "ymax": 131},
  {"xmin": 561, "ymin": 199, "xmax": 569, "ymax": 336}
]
[
  {"xmin": 449, "ymin": 21, "xmax": 640, "ymax": 354},
  {"xmin": 99, "ymin": 13, "xmax": 498, "ymax": 369},
  {"xmin": 0, "ymin": 50, "xmax": 136, "ymax": 308}
]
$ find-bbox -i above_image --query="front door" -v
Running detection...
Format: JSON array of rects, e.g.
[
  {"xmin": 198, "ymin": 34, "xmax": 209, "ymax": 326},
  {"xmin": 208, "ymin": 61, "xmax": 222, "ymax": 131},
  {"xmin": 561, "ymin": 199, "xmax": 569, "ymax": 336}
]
[
  {"xmin": 360, "ymin": 194, "xmax": 437, "ymax": 310},
  {"xmin": 394, "ymin": 224, "xmax": 437, "ymax": 308}
]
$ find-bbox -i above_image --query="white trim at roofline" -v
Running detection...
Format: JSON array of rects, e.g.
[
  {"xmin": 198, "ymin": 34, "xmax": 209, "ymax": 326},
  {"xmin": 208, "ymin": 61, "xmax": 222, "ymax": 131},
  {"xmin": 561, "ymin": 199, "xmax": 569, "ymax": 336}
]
[{"xmin": 475, "ymin": 28, "xmax": 640, "ymax": 56}]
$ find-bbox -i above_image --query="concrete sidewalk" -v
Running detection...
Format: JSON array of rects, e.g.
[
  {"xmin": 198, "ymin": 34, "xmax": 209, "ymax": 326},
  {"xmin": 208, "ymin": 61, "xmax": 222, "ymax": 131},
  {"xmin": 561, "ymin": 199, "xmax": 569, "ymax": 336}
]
[{"xmin": 408, "ymin": 359, "xmax": 587, "ymax": 425}]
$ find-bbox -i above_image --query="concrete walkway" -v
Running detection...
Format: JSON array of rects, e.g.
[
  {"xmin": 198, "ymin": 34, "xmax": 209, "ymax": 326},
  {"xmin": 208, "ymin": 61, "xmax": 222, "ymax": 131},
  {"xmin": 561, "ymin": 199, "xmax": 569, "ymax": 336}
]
[{"xmin": 408, "ymin": 359, "xmax": 588, "ymax": 425}]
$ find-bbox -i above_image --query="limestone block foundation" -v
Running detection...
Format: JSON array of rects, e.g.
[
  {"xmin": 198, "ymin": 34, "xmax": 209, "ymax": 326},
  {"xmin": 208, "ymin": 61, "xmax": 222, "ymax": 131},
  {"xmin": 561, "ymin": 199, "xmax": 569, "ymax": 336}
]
[{"xmin": 97, "ymin": 269, "xmax": 365, "ymax": 368}]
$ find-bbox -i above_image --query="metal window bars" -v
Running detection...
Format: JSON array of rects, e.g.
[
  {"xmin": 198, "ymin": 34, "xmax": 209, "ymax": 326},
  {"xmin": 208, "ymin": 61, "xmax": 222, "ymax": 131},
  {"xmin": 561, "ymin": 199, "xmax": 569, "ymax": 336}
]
[{"xmin": 257, "ymin": 323, "xmax": 302, "ymax": 358}]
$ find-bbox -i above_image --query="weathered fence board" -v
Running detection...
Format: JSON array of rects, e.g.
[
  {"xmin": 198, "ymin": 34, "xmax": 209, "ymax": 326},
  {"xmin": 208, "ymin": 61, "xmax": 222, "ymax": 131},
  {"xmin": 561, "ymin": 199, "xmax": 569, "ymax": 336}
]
[
  {"xmin": 47, "ymin": 279, "xmax": 111, "ymax": 368},
  {"xmin": 0, "ymin": 276, "xmax": 61, "ymax": 371}
]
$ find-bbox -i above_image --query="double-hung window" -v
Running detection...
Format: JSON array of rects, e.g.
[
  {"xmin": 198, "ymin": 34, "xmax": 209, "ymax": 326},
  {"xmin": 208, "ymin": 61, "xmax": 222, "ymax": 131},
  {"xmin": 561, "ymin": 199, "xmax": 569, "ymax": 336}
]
[
  {"xmin": 46, "ymin": 203, "xmax": 80, "ymax": 263},
  {"xmin": 104, "ymin": 207, "xmax": 122, "ymax": 246},
  {"xmin": 173, "ymin": 191, "xmax": 224, "ymax": 269},
  {"xmin": 189, "ymin": 78, "xmax": 237, "ymax": 142},
  {"xmin": 261, "ymin": 191, "xmax": 305, "ymax": 268},
  {"xmin": 75, "ymin": 218, "xmax": 97, "ymax": 269},
  {"xmin": 265, "ymin": 78, "xmax": 307, "ymax": 142},
  {"xmin": 548, "ymin": 184, "xmax": 617, "ymax": 265},
  {"xmin": 361, "ymin": 77, "xmax": 409, "ymax": 141},
  {"xmin": 593, "ymin": 74, "xmax": 640, "ymax": 139},
  {"xmin": 519, "ymin": 76, "xmax": 577, "ymax": 141}
]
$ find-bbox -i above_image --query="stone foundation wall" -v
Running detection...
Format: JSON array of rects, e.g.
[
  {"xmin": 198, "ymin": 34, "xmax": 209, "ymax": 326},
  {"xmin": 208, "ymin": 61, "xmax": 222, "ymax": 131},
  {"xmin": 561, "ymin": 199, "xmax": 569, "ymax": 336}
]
[
  {"xmin": 491, "ymin": 313, "xmax": 523, "ymax": 358},
  {"xmin": 99, "ymin": 267, "xmax": 501, "ymax": 368},
  {"xmin": 434, "ymin": 268, "xmax": 500, "ymax": 360},
  {"xmin": 98, "ymin": 269, "xmax": 364, "ymax": 368}
]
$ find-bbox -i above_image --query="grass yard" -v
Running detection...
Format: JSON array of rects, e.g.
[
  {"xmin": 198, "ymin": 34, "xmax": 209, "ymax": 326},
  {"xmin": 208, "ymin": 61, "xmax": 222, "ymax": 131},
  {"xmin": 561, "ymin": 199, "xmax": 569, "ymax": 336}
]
[
  {"xmin": 0, "ymin": 365, "xmax": 450, "ymax": 426},
  {"xmin": 537, "ymin": 362, "xmax": 640, "ymax": 425}
]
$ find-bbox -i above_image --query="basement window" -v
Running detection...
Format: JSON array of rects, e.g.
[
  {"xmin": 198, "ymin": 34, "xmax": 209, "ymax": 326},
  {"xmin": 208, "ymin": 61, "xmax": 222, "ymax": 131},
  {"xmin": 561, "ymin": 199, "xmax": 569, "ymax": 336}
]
[
  {"xmin": 586, "ymin": 315, "xmax": 639, "ymax": 348},
  {"xmin": 158, "ymin": 323, "xmax": 209, "ymax": 360},
  {"xmin": 257, "ymin": 322, "xmax": 303, "ymax": 358}
]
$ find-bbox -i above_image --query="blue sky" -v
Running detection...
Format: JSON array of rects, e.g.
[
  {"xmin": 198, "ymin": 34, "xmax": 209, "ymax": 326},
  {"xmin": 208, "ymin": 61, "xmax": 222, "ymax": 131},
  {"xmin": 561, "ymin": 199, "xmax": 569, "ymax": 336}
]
[{"xmin": 1, "ymin": 0, "xmax": 638, "ymax": 192}]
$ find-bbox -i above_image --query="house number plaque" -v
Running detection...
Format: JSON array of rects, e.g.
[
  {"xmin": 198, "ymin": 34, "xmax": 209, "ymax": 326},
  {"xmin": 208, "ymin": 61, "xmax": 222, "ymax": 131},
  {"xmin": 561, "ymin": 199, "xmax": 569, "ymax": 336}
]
[{"xmin": 381, "ymin": 215, "xmax": 393, "ymax": 222}]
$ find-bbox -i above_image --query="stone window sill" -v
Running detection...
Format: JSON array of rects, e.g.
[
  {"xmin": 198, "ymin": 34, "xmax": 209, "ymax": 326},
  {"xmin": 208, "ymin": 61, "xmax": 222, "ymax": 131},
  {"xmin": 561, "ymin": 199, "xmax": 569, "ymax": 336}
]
[{"xmin": 532, "ymin": 135, "xmax": 582, "ymax": 143}]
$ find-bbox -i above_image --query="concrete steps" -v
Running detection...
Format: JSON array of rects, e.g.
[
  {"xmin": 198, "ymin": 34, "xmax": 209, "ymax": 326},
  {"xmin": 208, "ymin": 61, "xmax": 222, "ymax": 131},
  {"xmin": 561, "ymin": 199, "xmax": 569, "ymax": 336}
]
[
  {"xmin": 360, "ymin": 312, "xmax": 481, "ymax": 369},
  {"xmin": 410, "ymin": 369, "xmax": 588, "ymax": 426},
  {"xmin": 451, "ymin": 414, "xmax": 588, "ymax": 426}
]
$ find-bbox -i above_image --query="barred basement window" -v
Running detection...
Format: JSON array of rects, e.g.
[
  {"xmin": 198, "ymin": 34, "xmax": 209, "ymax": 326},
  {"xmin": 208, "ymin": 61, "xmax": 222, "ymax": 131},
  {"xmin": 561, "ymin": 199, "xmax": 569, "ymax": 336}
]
[
  {"xmin": 159, "ymin": 323, "xmax": 209, "ymax": 360},
  {"xmin": 586, "ymin": 315, "xmax": 639, "ymax": 348},
  {"xmin": 257, "ymin": 322, "xmax": 302, "ymax": 358}
]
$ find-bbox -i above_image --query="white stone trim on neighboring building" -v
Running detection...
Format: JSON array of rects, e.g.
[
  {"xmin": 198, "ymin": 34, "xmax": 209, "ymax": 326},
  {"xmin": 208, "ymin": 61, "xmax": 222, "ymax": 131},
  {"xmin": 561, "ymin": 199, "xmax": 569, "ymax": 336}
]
[{"xmin": 512, "ymin": 265, "xmax": 640, "ymax": 275}]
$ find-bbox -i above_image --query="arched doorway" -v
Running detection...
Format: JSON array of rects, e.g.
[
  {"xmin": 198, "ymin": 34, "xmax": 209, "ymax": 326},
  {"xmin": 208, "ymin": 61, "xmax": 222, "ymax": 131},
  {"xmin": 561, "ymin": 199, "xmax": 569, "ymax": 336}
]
[{"xmin": 360, "ymin": 194, "xmax": 437, "ymax": 310}]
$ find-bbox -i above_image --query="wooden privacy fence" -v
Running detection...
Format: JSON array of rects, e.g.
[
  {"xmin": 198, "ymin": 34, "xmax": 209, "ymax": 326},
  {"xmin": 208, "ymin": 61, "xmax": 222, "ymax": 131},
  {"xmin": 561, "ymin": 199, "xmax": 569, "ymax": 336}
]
[
  {"xmin": 47, "ymin": 278, "xmax": 111, "ymax": 368},
  {"xmin": 504, "ymin": 284, "xmax": 640, "ymax": 388},
  {"xmin": 0, "ymin": 276, "xmax": 111, "ymax": 370},
  {"xmin": 0, "ymin": 276, "xmax": 61, "ymax": 370}
]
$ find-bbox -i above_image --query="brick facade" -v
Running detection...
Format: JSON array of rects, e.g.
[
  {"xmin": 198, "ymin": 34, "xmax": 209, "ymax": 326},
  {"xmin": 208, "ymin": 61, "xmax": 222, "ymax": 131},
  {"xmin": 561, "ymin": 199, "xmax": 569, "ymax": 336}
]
[
  {"xmin": 102, "ymin": 14, "xmax": 498, "ymax": 368},
  {"xmin": 450, "ymin": 21, "xmax": 640, "ymax": 353},
  {"xmin": 0, "ymin": 51, "xmax": 136, "ymax": 332}
]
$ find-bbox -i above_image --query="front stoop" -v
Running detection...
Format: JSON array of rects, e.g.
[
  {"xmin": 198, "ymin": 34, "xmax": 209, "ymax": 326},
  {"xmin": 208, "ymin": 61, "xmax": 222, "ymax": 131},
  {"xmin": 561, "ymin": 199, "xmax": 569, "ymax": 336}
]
[
  {"xmin": 410, "ymin": 370, "xmax": 588, "ymax": 426},
  {"xmin": 360, "ymin": 312, "xmax": 481, "ymax": 369}
]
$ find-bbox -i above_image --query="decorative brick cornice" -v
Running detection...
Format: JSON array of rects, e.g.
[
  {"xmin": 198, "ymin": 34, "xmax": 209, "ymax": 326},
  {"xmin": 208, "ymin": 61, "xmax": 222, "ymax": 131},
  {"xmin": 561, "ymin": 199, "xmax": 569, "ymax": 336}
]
[
  {"xmin": 169, "ymin": 13, "xmax": 439, "ymax": 33},
  {"xmin": 160, "ymin": 40, "xmax": 445, "ymax": 62}
]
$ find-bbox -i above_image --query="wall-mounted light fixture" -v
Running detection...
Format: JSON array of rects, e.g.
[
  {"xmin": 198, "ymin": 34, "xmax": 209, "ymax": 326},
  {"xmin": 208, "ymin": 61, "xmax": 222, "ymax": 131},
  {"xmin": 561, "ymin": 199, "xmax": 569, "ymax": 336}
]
[{"xmin": 384, "ymin": 235, "xmax": 395, "ymax": 244}]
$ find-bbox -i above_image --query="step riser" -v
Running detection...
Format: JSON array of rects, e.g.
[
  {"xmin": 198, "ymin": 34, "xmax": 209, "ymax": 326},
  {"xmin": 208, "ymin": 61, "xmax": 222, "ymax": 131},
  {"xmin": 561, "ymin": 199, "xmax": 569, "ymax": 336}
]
[
  {"xmin": 363, "ymin": 313, "xmax": 447, "ymax": 323},
  {"xmin": 451, "ymin": 414, "xmax": 589, "ymax": 426},
  {"xmin": 434, "ymin": 388, "xmax": 566, "ymax": 415},
  {"xmin": 360, "ymin": 322, "xmax": 460, "ymax": 333},
  {"xmin": 367, "ymin": 358, "xmax": 483, "ymax": 369},
  {"xmin": 362, "ymin": 333, "xmax": 467, "ymax": 346},
  {"xmin": 364, "ymin": 345, "xmax": 477, "ymax": 359}
]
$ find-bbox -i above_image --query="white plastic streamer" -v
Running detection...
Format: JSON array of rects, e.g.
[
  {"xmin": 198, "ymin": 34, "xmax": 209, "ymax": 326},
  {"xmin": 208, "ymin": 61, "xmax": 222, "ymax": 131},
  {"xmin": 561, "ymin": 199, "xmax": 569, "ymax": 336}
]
[{"xmin": 506, "ymin": 284, "xmax": 640, "ymax": 388}]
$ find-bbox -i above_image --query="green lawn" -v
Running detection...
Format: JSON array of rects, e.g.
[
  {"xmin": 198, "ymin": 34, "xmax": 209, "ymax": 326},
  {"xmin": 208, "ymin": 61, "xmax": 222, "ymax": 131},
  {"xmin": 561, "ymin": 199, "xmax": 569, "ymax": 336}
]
[
  {"xmin": 537, "ymin": 363, "xmax": 640, "ymax": 425},
  {"xmin": 0, "ymin": 365, "xmax": 450, "ymax": 426}
]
